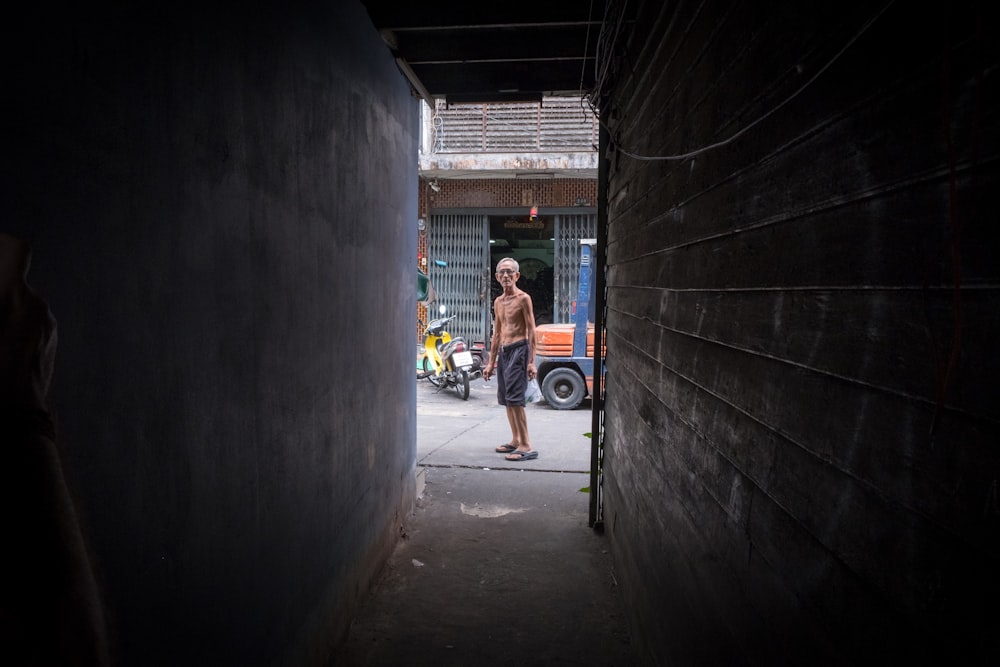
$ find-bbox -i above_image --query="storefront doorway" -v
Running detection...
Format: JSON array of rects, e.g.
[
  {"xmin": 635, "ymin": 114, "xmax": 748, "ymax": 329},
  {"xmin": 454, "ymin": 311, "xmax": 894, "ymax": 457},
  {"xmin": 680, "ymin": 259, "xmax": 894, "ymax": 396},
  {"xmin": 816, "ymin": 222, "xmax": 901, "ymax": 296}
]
[
  {"xmin": 489, "ymin": 214, "xmax": 556, "ymax": 324},
  {"xmin": 425, "ymin": 210, "xmax": 597, "ymax": 344}
]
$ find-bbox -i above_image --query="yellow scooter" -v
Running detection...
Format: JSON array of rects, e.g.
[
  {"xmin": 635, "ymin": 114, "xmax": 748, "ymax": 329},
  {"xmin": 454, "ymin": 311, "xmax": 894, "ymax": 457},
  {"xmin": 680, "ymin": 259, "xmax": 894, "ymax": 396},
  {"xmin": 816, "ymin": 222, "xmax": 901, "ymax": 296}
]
[{"xmin": 417, "ymin": 305, "xmax": 479, "ymax": 400}]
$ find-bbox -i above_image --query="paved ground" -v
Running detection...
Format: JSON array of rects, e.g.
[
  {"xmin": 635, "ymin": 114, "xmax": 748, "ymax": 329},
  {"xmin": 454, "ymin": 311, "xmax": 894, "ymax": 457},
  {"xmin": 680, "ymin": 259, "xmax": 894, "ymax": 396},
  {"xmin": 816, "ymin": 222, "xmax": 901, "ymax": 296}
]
[
  {"xmin": 330, "ymin": 376, "xmax": 637, "ymax": 666},
  {"xmin": 415, "ymin": 375, "xmax": 597, "ymax": 472}
]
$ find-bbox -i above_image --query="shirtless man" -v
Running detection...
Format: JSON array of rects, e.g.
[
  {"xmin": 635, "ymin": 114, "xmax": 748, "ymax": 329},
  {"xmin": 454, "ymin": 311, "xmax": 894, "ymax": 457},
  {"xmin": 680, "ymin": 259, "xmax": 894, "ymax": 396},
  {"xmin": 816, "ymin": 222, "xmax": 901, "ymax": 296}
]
[{"xmin": 482, "ymin": 257, "xmax": 538, "ymax": 461}]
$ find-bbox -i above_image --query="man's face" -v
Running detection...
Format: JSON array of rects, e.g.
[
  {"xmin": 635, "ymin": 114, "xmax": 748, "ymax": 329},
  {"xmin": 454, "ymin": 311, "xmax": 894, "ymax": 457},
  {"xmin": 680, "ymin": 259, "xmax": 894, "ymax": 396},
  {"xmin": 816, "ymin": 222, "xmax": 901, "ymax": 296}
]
[{"xmin": 496, "ymin": 262, "xmax": 519, "ymax": 288}]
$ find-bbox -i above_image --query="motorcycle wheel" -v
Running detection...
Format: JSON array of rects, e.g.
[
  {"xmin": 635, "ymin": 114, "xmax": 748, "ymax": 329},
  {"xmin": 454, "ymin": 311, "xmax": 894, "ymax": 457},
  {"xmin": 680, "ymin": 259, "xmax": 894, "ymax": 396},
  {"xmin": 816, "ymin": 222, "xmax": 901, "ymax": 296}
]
[
  {"xmin": 454, "ymin": 370, "xmax": 470, "ymax": 400},
  {"xmin": 423, "ymin": 357, "xmax": 444, "ymax": 388}
]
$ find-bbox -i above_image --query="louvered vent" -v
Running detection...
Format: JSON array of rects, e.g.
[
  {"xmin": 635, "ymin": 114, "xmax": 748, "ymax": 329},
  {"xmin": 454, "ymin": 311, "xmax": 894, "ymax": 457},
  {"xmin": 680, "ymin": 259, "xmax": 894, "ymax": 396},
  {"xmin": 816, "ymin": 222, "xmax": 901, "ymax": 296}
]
[{"xmin": 432, "ymin": 98, "xmax": 598, "ymax": 153}]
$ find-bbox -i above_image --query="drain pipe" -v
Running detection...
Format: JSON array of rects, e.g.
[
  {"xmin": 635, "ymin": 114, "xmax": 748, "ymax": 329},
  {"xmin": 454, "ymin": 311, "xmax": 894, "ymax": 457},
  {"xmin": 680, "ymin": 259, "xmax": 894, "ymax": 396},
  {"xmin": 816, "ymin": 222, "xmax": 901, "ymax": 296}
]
[{"xmin": 589, "ymin": 121, "xmax": 609, "ymax": 530}]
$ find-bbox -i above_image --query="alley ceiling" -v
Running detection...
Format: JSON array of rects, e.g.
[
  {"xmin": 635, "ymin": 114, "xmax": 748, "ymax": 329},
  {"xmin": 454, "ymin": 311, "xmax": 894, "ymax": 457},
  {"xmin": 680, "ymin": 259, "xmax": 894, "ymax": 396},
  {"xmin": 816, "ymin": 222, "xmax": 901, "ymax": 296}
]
[{"xmin": 361, "ymin": 1, "xmax": 609, "ymax": 104}]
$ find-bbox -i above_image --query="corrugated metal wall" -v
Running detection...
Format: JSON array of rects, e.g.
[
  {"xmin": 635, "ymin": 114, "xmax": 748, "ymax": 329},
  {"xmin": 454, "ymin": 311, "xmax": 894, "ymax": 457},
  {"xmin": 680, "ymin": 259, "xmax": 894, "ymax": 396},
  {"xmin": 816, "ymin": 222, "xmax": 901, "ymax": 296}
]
[
  {"xmin": 554, "ymin": 213, "xmax": 598, "ymax": 323},
  {"xmin": 428, "ymin": 212, "xmax": 596, "ymax": 336},
  {"xmin": 426, "ymin": 213, "xmax": 490, "ymax": 343}
]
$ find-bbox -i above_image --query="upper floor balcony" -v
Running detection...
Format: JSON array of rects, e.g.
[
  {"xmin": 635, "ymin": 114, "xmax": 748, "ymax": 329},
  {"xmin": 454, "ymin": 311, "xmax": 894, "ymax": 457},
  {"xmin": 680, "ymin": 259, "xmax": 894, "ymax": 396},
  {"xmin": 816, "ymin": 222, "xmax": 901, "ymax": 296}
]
[{"xmin": 419, "ymin": 97, "xmax": 599, "ymax": 179}]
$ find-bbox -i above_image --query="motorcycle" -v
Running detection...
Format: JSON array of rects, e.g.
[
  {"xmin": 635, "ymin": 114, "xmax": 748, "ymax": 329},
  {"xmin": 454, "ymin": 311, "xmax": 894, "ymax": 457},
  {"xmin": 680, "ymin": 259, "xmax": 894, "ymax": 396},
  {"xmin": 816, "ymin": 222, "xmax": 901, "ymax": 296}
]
[
  {"xmin": 417, "ymin": 305, "xmax": 481, "ymax": 400},
  {"xmin": 470, "ymin": 339, "xmax": 486, "ymax": 370}
]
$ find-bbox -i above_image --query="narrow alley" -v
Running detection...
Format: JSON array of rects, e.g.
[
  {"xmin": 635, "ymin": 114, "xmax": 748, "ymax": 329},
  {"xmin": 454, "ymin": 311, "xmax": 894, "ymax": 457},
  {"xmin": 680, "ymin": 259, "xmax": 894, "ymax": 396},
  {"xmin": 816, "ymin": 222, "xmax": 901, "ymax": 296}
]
[{"xmin": 331, "ymin": 378, "xmax": 636, "ymax": 665}]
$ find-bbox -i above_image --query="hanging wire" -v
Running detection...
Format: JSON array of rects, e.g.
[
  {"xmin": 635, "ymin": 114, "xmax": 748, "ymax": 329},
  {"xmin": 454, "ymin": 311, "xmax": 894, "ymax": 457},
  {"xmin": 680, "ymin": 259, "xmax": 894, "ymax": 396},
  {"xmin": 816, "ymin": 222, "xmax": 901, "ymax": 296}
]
[
  {"xmin": 589, "ymin": 0, "xmax": 629, "ymax": 108},
  {"xmin": 432, "ymin": 105, "xmax": 445, "ymax": 153},
  {"xmin": 588, "ymin": 0, "xmax": 896, "ymax": 162},
  {"xmin": 579, "ymin": 0, "xmax": 629, "ymax": 147},
  {"xmin": 578, "ymin": 0, "xmax": 596, "ymax": 113}
]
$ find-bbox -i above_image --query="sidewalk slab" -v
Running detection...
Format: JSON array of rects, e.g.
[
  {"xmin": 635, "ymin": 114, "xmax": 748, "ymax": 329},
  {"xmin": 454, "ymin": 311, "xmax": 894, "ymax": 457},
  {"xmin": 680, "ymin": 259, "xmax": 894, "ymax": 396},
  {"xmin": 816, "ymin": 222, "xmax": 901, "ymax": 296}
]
[{"xmin": 417, "ymin": 377, "xmax": 594, "ymax": 473}]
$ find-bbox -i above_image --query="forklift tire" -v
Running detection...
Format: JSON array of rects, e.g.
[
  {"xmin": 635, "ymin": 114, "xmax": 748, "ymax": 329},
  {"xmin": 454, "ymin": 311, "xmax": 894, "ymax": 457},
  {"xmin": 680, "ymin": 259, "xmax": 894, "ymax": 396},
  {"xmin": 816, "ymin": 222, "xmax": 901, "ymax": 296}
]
[{"xmin": 541, "ymin": 368, "xmax": 586, "ymax": 410}]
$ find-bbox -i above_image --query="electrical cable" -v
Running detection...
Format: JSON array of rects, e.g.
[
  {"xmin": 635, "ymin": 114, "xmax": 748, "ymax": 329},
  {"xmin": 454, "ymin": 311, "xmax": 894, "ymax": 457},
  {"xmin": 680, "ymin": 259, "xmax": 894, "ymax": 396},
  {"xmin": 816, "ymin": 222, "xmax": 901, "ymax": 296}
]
[
  {"xmin": 432, "ymin": 107, "xmax": 445, "ymax": 153},
  {"xmin": 578, "ymin": 0, "xmax": 629, "ymax": 144},
  {"xmin": 598, "ymin": 0, "xmax": 896, "ymax": 161},
  {"xmin": 590, "ymin": 0, "xmax": 629, "ymax": 107},
  {"xmin": 578, "ymin": 0, "xmax": 596, "ymax": 109}
]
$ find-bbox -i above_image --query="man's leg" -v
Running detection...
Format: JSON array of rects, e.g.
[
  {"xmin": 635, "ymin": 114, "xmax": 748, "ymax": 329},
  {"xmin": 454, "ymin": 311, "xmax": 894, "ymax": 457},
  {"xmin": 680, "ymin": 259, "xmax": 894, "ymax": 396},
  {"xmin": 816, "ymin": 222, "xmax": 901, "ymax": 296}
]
[
  {"xmin": 504, "ymin": 406, "xmax": 521, "ymax": 448},
  {"xmin": 508, "ymin": 405, "xmax": 531, "ymax": 452},
  {"xmin": 498, "ymin": 349, "xmax": 520, "ymax": 449}
]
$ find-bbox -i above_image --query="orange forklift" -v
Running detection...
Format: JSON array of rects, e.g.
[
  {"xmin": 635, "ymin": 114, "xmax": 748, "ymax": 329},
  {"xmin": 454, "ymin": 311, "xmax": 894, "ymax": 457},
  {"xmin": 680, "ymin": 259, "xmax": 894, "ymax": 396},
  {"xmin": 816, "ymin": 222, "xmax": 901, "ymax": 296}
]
[{"xmin": 535, "ymin": 240, "xmax": 605, "ymax": 409}]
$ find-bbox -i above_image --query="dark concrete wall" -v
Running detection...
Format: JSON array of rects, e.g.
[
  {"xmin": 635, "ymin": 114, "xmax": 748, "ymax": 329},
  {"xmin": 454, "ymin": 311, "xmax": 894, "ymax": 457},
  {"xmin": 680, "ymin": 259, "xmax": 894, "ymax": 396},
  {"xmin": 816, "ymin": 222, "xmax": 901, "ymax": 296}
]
[
  {"xmin": 3, "ymin": 2, "xmax": 417, "ymax": 664},
  {"xmin": 599, "ymin": 1, "xmax": 998, "ymax": 664}
]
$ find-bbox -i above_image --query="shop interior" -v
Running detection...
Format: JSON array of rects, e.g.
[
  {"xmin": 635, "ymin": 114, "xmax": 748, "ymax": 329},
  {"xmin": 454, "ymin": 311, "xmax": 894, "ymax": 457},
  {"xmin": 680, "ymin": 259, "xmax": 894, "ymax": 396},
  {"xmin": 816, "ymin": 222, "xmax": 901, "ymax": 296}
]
[{"xmin": 488, "ymin": 214, "xmax": 555, "ymax": 324}]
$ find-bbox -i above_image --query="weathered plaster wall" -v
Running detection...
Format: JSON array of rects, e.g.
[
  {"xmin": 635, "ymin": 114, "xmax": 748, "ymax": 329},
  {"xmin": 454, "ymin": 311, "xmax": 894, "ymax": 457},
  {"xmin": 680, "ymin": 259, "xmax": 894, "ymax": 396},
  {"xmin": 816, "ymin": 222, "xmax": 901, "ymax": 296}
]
[
  {"xmin": 599, "ymin": 1, "xmax": 998, "ymax": 664},
  {"xmin": 3, "ymin": 2, "xmax": 417, "ymax": 664}
]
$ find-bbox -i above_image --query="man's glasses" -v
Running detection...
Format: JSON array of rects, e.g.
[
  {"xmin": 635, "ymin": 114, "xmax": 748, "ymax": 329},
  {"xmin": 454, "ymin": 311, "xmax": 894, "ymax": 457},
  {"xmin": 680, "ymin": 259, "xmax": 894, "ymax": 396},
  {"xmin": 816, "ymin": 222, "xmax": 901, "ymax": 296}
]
[{"xmin": 496, "ymin": 269, "xmax": 516, "ymax": 275}]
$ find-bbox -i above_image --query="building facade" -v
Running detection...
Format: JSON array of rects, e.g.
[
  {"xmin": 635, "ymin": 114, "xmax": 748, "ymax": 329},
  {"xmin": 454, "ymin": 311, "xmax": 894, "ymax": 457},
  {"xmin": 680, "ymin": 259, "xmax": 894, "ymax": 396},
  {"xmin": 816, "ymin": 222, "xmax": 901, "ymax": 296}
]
[{"xmin": 417, "ymin": 98, "xmax": 599, "ymax": 345}]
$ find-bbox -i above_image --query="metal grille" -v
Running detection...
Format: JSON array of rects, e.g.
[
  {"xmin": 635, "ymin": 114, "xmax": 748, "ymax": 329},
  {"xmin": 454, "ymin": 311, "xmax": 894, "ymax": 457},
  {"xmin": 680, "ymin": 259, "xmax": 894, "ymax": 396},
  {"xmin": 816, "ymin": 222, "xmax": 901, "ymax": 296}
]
[
  {"xmin": 426, "ymin": 214, "xmax": 490, "ymax": 344},
  {"xmin": 432, "ymin": 98, "xmax": 598, "ymax": 153},
  {"xmin": 484, "ymin": 103, "xmax": 538, "ymax": 150},
  {"xmin": 536, "ymin": 98, "xmax": 599, "ymax": 151},
  {"xmin": 553, "ymin": 214, "xmax": 598, "ymax": 323}
]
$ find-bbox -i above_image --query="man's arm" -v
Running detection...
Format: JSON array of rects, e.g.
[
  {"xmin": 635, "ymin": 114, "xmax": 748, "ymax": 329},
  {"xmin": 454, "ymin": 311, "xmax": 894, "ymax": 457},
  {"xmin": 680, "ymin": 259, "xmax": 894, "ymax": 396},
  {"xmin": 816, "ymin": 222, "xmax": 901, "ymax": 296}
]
[
  {"xmin": 483, "ymin": 297, "xmax": 503, "ymax": 380},
  {"xmin": 520, "ymin": 293, "xmax": 537, "ymax": 380}
]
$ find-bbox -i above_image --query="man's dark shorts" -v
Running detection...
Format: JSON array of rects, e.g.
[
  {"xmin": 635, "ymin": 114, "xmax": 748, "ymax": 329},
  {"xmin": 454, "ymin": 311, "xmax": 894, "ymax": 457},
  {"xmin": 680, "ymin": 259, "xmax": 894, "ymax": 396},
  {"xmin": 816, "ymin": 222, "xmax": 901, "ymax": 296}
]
[{"xmin": 496, "ymin": 339, "xmax": 528, "ymax": 407}]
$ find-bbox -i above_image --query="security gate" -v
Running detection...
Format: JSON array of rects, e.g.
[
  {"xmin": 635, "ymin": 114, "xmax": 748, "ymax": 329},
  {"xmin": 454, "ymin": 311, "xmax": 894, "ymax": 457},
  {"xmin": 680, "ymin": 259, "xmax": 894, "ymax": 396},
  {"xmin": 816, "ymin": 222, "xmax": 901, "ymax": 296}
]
[
  {"xmin": 426, "ymin": 214, "xmax": 490, "ymax": 344},
  {"xmin": 553, "ymin": 213, "xmax": 597, "ymax": 323}
]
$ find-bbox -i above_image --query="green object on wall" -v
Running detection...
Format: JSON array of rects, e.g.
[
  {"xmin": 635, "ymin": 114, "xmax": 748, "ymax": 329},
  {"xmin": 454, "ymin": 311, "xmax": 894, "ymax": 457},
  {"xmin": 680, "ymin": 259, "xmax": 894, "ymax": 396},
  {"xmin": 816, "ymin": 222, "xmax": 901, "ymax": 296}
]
[{"xmin": 417, "ymin": 269, "xmax": 431, "ymax": 301}]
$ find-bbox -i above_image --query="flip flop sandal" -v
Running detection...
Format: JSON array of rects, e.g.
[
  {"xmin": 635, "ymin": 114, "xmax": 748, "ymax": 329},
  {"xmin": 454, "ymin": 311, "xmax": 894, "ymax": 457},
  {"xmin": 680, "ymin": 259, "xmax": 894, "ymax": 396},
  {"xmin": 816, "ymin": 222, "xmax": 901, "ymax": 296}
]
[
  {"xmin": 505, "ymin": 450, "xmax": 539, "ymax": 461},
  {"xmin": 495, "ymin": 443, "xmax": 517, "ymax": 453}
]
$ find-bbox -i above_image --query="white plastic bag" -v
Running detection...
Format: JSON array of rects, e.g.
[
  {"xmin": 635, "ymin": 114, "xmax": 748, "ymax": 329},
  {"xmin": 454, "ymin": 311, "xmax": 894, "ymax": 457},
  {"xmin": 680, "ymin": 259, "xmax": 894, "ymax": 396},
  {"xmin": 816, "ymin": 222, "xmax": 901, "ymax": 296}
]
[{"xmin": 524, "ymin": 377, "xmax": 542, "ymax": 403}]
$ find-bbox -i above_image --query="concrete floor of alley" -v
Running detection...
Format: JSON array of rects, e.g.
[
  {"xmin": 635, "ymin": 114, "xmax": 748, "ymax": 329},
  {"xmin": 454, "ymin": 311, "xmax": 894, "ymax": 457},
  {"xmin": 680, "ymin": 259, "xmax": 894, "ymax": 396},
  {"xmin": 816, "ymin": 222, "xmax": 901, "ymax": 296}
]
[{"xmin": 330, "ymin": 376, "xmax": 636, "ymax": 666}]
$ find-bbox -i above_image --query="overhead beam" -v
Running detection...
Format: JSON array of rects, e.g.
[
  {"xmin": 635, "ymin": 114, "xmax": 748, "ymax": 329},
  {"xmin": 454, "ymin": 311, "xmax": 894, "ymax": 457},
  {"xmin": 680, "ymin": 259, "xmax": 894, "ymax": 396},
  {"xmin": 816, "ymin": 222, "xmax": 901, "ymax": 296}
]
[
  {"xmin": 394, "ymin": 58, "xmax": 434, "ymax": 107},
  {"xmin": 411, "ymin": 60, "xmax": 595, "ymax": 98},
  {"xmin": 393, "ymin": 24, "xmax": 599, "ymax": 63},
  {"xmin": 361, "ymin": 1, "xmax": 602, "ymax": 30},
  {"xmin": 445, "ymin": 92, "xmax": 543, "ymax": 105}
]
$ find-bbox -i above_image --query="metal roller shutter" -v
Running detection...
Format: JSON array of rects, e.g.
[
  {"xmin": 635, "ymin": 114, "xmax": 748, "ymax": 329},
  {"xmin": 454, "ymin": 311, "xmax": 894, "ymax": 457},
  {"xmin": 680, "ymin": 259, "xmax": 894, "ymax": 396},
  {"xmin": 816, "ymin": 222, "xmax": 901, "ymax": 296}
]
[
  {"xmin": 426, "ymin": 214, "xmax": 490, "ymax": 344},
  {"xmin": 553, "ymin": 213, "xmax": 597, "ymax": 324}
]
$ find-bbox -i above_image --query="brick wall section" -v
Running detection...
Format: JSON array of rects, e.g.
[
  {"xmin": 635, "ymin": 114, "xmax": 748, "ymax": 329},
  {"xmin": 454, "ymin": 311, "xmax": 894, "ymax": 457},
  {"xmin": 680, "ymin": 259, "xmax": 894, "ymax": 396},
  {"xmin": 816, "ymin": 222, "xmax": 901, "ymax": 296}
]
[
  {"xmin": 418, "ymin": 177, "xmax": 596, "ymax": 215},
  {"xmin": 415, "ymin": 176, "xmax": 597, "ymax": 341},
  {"xmin": 416, "ymin": 223, "xmax": 428, "ymax": 345}
]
